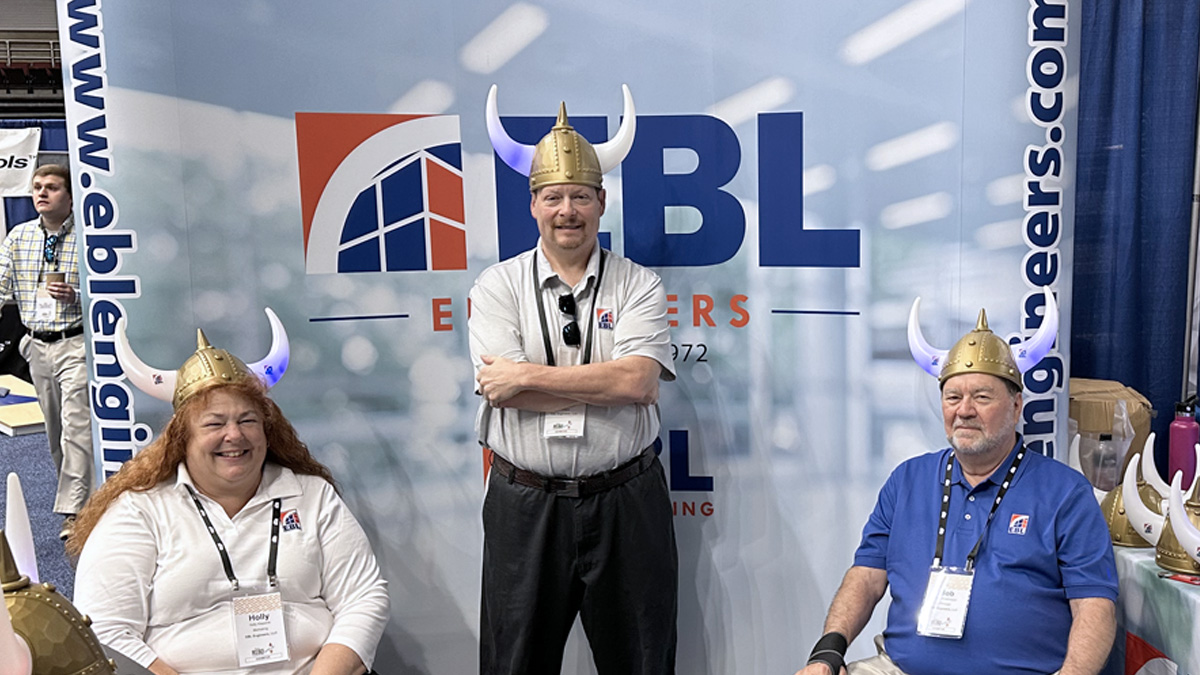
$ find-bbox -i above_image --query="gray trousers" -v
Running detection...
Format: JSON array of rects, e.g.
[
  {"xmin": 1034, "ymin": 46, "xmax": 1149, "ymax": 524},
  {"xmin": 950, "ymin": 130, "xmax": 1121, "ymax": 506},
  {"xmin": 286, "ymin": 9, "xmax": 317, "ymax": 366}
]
[{"xmin": 23, "ymin": 332, "xmax": 93, "ymax": 515}]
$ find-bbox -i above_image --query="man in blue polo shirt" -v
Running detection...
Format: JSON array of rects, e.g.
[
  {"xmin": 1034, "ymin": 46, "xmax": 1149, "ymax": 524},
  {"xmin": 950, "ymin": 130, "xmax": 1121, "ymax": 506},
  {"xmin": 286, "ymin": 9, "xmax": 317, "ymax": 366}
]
[{"xmin": 797, "ymin": 294, "xmax": 1117, "ymax": 675}]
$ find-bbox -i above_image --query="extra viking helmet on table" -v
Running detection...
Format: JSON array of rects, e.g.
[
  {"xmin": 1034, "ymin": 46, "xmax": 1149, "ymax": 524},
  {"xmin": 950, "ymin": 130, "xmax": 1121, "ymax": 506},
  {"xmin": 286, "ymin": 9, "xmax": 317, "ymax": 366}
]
[
  {"xmin": 907, "ymin": 287, "xmax": 1059, "ymax": 388},
  {"xmin": 3, "ymin": 474, "xmax": 116, "ymax": 675},
  {"xmin": 486, "ymin": 84, "xmax": 637, "ymax": 190},
  {"xmin": 1166, "ymin": 466, "xmax": 1200, "ymax": 573},
  {"xmin": 115, "ymin": 308, "xmax": 290, "ymax": 407}
]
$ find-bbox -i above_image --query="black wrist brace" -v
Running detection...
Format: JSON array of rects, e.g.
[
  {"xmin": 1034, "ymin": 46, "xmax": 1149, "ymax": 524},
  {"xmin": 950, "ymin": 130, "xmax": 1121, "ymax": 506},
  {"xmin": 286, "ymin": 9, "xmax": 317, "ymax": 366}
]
[{"xmin": 807, "ymin": 631, "xmax": 848, "ymax": 674}]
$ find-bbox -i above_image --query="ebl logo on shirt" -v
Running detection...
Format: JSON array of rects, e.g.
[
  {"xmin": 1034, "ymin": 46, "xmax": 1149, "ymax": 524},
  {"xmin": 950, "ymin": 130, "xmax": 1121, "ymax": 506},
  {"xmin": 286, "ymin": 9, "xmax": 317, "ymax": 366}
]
[
  {"xmin": 597, "ymin": 308, "xmax": 615, "ymax": 330},
  {"xmin": 1008, "ymin": 514, "xmax": 1029, "ymax": 535},
  {"xmin": 282, "ymin": 509, "xmax": 303, "ymax": 532}
]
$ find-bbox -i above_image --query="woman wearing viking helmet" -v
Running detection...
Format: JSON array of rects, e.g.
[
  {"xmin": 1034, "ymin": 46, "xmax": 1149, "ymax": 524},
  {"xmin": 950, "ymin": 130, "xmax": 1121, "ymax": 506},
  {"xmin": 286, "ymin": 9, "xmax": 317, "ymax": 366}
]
[{"xmin": 67, "ymin": 310, "xmax": 389, "ymax": 675}]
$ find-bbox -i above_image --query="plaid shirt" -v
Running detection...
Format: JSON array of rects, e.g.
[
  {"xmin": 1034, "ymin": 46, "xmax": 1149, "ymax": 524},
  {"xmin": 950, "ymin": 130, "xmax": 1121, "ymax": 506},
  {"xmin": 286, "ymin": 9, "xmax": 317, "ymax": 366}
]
[{"xmin": 0, "ymin": 213, "xmax": 84, "ymax": 332}]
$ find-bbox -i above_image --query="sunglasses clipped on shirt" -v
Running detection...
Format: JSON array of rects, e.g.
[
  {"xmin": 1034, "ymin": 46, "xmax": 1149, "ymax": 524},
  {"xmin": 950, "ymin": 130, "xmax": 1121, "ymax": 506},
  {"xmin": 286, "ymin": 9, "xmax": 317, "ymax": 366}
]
[
  {"xmin": 558, "ymin": 293, "xmax": 581, "ymax": 347},
  {"xmin": 44, "ymin": 233, "xmax": 59, "ymax": 265}
]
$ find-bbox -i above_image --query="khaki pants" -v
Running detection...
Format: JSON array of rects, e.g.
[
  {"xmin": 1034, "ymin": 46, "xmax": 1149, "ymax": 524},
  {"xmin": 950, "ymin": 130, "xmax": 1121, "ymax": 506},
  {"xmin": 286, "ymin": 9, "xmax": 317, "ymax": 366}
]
[
  {"xmin": 846, "ymin": 636, "xmax": 907, "ymax": 675},
  {"xmin": 847, "ymin": 636, "xmax": 1061, "ymax": 675},
  {"xmin": 22, "ymin": 332, "xmax": 93, "ymax": 515}
]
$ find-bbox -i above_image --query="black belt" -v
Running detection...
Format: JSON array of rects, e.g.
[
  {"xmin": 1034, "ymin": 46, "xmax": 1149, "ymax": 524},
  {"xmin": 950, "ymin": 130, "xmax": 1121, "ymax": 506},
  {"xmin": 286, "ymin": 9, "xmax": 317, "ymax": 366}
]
[
  {"xmin": 489, "ymin": 445, "xmax": 657, "ymax": 498},
  {"xmin": 29, "ymin": 324, "xmax": 83, "ymax": 343}
]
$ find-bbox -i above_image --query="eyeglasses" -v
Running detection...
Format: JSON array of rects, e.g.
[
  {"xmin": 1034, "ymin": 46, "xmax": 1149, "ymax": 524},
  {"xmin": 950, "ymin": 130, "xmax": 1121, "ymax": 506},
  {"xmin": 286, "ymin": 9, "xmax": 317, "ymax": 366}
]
[
  {"xmin": 43, "ymin": 234, "xmax": 59, "ymax": 264},
  {"xmin": 558, "ymin": 293, "xmax": 580, "ymax": 347}
]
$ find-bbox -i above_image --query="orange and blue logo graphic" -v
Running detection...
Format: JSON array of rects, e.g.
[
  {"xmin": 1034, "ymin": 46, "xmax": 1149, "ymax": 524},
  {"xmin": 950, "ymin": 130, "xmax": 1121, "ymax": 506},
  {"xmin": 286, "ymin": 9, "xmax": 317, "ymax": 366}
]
[
  {"xmin": 597, "ymin": 308, "xmax": 614, "ymax": 330},
  {"xmin": 296, "ymin": 113, "xmax": 467, "ymax": 274},
  {"xmin": 281, "ymin": 509, "xmax": 302, "ymax": 532},
  {"xmin": 1007, "ymin": 513, "xmax": 1029, "ymax": 535}
]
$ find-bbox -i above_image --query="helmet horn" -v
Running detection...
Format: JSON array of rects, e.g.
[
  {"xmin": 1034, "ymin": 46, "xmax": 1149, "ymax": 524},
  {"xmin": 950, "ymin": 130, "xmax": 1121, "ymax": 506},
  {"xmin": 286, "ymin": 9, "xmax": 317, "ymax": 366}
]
[
  {"xmin": 246, "ymin": 308, "xmax": 289, "ymax": 387},
  {"xmin": 593, "ymin": 84, "xmax": 637, "ymax": 173},
  {"xmin": 907, "ymin": 297, "xmax": 948, "ymax": 379},
  {"xmin": 115, "ymin": 317, "xmax": 176, "ymax": 403},
  {"xmin": 1141, "ymin": 432, "xmax": 1171, "ymax": 503},
  {"xmin": 1012, "ymin": 287, "xmax": 1058, "ymax": 373},
  {"xmin": 486, "ymin": 84, "xmax": 536, "ymax": 177},
  {"xmin": 1123, "ymin": 453, "xmax": 1164, "ymax": 546},
  {"xmin": 1167, "ymin": 471, "xmax": 1200, "ymax": 566}
]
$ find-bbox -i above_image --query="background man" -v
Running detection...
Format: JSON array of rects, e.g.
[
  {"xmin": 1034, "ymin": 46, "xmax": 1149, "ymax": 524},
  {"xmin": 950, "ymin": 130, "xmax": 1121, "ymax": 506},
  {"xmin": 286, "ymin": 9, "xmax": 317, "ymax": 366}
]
[
  {"xmin": 798, "ymin": 300, "xmax": 1117, "ymax": 675},
  {"xmin": 0, "ymin": 164, "xmax": 93, "ymax": 540},
  {"xmin": 469, "ymin": 91, "xmax": 677, "ymax": 674}
]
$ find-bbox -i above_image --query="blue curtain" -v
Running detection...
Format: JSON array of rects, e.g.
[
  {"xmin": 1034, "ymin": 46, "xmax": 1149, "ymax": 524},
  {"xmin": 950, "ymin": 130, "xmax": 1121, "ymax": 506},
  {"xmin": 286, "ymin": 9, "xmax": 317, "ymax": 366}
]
[{"xmin": 1072, "ymin": 1, "xmax": 1200, "ymax": 469}]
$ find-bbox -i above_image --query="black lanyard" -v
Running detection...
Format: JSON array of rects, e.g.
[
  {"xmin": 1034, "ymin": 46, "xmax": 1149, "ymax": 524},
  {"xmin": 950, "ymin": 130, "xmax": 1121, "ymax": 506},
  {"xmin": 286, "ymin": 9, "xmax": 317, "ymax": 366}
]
[
  {"xmin": 185, "ymin": 484, "xmax": 281, "ymax": 591},
  {"xmin": 932, "ymin": 445, "xmax": 1026, "ymax": 570},
  {"xmin": 533, "ymin": 249, "xmax": 606, "ymax": 367}
]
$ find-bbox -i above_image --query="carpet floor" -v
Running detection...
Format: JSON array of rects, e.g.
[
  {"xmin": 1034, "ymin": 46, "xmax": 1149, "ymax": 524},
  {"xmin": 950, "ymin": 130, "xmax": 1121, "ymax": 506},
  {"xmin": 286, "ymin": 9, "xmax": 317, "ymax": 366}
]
[{"xmin": 0, "ymin": 430, "xmax": 76, "ymax": 599}]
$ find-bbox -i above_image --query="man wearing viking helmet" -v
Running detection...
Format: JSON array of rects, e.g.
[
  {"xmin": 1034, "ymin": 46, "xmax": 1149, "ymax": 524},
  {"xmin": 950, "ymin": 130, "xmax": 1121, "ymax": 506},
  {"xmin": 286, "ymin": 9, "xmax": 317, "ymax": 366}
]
[
  {"xmin": 470, "ymin": 86, "xmax": 677, "ymax": 674},
  {"xmin": 797, "ymin": 291, "xmax": 1118, "ymax": 675}
]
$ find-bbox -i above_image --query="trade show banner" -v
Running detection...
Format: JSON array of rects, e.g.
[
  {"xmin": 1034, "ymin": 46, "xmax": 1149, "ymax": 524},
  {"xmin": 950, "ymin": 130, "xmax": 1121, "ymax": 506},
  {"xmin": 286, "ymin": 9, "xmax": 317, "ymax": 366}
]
[
  {"xmin": 0, "ymin": 127, "xmax": 40, "ymax": 196},
  {"xmin": 58, "ymin": 0, "xmax": 1077, "ymax": 671}
]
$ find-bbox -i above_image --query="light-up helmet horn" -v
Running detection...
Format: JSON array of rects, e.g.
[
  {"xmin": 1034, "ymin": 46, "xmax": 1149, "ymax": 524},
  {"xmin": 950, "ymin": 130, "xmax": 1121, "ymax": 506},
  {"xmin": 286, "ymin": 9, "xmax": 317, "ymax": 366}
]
[
  {"xmin": 907, "ymin": 287, "xmax": 1058, "ymax": 388},
  {"xmin": 486, "ymin": 84, "xmax": 636, "ymax": 191},
  {"xmin": 115, "ymin": 308, "xmax": 290, "ymax": 408}
]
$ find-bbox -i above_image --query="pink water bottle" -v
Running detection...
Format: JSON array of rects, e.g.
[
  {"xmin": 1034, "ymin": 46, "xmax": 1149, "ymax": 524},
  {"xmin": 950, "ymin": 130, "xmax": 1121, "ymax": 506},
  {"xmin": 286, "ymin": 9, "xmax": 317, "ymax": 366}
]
[{"xmin": 1168, "ymin": 397, "xmax": 1199, "ymax": 489}]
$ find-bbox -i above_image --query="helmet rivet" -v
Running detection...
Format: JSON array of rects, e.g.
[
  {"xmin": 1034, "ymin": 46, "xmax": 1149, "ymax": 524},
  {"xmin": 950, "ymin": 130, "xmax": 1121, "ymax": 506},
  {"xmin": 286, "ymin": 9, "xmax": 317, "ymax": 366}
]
[{"xmin": 965, "ymin": 361, "xmax": 974, "ymax": 368}]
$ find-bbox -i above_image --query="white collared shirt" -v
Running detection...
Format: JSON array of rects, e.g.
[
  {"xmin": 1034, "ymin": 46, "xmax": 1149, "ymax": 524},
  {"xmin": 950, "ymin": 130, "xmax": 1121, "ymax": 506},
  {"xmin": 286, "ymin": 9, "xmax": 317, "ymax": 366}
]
[
  {"xmin": 468, "ymin": 240, "xmax": 676, "ymax": 477},
  {"xmin": 75, "ymin": 463, "xmax": 389, "ymax": 674}
]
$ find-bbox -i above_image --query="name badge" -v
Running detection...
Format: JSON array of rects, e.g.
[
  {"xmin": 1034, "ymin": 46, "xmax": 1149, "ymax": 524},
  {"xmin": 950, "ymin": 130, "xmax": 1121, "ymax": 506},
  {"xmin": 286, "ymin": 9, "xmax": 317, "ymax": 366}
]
[
  {"xmin": 34, "ymin": 287, "xmax": 55, "ymax": 322},
  {"xmin": 916, "ymin": 566, "xmax": 974, "ymax": 639},
  {"xmin": 543, "ymin": 405, "xmax": 585, "ymax": 438},
  {"xmin": 233, "ymin": 591, "xmax": 289, "ymax": 666}
]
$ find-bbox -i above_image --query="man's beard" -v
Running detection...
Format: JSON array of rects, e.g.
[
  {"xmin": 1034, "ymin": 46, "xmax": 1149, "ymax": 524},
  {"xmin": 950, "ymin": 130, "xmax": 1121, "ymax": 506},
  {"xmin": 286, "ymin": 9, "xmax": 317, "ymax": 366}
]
[{"xmin": 948, "ymin": 407, "xmax": 1017, "ymax": 457}]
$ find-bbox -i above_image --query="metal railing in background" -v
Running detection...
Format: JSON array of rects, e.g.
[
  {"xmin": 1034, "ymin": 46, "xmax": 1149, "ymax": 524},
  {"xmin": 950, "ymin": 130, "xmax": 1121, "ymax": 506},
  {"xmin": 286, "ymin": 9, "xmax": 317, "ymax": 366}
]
[{"xmin": 0, "ymin": 39, "xmax": 60, "ymax": 68}]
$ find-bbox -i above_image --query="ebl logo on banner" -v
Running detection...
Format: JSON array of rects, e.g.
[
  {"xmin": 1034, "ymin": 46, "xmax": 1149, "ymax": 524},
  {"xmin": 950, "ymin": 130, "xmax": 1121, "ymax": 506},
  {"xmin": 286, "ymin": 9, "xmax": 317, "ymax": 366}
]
[{"xmin": 296, "ymin": 113, "xmax": 467, "ymax": 274}]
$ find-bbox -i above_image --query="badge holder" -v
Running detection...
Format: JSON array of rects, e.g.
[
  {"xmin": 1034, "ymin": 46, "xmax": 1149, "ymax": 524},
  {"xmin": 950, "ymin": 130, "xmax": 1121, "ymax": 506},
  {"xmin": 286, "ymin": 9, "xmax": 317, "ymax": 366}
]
[
  {"xmin": 916, "ymin": 565, "xmax": 974, "ymax": 639},
  {"xmin": 543, "ymin": 405, "xmax": 586, "ymax": 439},
  {"xmin": 233, "ymin": 578, "xmax": 289, "ymax": 667},
  {"xmin": 34, "ymin": 286, "xmax": 54, "ymax": 322}
]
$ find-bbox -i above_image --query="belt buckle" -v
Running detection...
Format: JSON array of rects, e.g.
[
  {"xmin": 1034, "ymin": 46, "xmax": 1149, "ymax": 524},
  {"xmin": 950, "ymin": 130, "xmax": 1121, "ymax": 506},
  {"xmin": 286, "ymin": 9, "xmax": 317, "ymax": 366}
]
[{"xmin": 556, "ymin": 479, "xmax": 581, "ymax": 498}]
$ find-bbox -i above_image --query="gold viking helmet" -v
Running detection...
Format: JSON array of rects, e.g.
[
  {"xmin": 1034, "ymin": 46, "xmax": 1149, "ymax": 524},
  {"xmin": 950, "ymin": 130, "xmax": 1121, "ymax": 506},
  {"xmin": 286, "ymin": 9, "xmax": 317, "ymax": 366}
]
[
  {"xmin": 1099, "ymin": 455, "xmax": 1158, "ymax": 548},
  {"xmin": 2, "ymin": 531, "xmax": 116, "ymax": 675},
  {"xmin": 1159, "ymin": 451, "xmax": 1200, "ymax": 575},
  {"xmin": 528, "ymin": 103, "xmax": 603, "ymax": 191},
  {"xmin": 1106, "ymin": 434, "xmax": 1173, "ymax": 548},
  {"xmin": 173, "ymin": 330, "xmax": 254, "ymax": 407},
  {"xmin": 939, "ymin": 310, "xmax": 1021, "ymax": 387},
  {"xmin": 114, "ymin": 308, "xmax": 291, "ymax": 408},
  {"xmin": 485, "ymin": 84, "xmax": 637, "ymax": 192}
]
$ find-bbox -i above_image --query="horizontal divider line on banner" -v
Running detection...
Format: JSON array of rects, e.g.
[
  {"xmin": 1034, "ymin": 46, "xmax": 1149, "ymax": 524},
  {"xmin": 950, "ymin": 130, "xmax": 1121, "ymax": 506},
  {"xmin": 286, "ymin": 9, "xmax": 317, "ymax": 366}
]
[
  {"xmin": 308, "ymin": 314, "xmax": 411, "ymax": 322},
  {"xmin": 770, "ymin": 309, "xmax": 860, "ymax": 316}
]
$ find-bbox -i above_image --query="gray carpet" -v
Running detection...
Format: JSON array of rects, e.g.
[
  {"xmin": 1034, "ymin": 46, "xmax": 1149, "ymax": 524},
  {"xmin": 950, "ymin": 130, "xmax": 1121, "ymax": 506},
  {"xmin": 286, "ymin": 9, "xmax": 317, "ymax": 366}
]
[{"xmin": 0, "ymin": 430, "xmax": 75, "ymax": 599}]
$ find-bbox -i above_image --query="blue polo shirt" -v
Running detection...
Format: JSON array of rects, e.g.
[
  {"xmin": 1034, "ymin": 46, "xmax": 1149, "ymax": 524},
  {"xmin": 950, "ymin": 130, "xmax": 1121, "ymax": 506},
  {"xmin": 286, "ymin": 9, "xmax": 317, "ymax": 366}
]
[{"xmin": 854, "ymin": 439, "xmax": 1117, "ymax": 675}]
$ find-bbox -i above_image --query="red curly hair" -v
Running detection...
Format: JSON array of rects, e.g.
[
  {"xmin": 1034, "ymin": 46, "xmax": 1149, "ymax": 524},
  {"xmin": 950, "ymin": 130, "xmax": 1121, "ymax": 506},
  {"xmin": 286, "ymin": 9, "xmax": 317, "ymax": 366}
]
[{"xmin": 66, "ymin": 378, "xmax": 336, "ymax": 556}]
